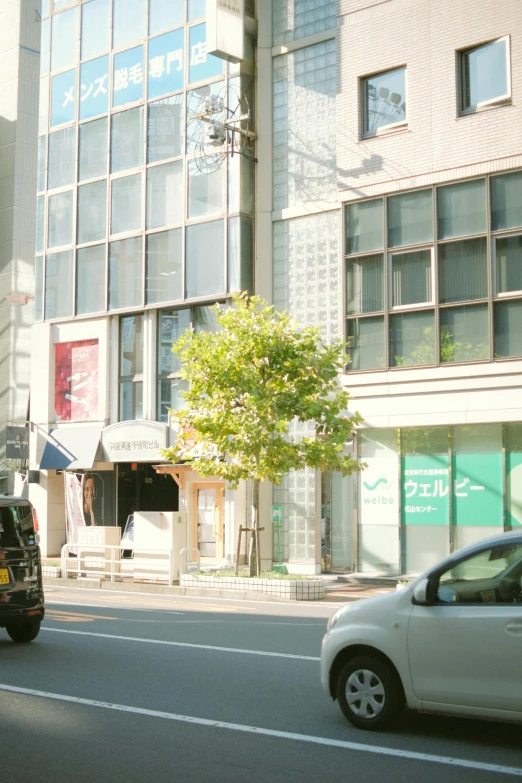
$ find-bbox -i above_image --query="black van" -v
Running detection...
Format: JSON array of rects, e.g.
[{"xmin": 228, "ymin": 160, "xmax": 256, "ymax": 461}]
[{"xmin": 0, "ymin": 496, "xmax": 44, "ymax": 642}]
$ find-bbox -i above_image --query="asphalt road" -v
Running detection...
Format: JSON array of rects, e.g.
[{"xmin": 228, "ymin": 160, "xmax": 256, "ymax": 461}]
[{"xmin": 0, "ymin": 586, "xmax": 521, "ymax": 783}]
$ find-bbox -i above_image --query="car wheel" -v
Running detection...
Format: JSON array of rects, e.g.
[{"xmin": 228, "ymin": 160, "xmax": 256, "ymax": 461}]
[
  {"xmin": 6, "ymin": 619, "xmax": 41, "ymax": 643},
  {"xmin": 336, "ymin": 655, "xmax": 404, "ymax": 730}
]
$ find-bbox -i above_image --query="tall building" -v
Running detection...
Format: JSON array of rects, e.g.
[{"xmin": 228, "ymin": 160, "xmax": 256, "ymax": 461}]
[
  {"xmin": 0, "ymin": 0, "xmax": 40, "ymax": 491},
  {"xmin": 30, "ymin": 0, "xmax": 522, "ymax": 577}
]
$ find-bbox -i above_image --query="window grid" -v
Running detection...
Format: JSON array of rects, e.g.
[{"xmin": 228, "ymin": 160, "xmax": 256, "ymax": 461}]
[
  {"xmin": 345, "ymin": 173, "xmax": 522, "ymax": 372},
  {"xmin": 39, "ymin": 1, "xmax": 253, "ymax": 323}
]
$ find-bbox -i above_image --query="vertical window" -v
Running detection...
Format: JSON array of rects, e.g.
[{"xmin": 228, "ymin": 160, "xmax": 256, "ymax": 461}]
[
  {"xmin": 148, "ymin": 96, "xmax": 184, "ymax": 163},
  {"xmin": 76, "ymin": 245, "xmax": 106, "ymax": 314},
  {"xmin": 119, "ymin": 314, "xmax": 144, "ymax": 421},
  {"xmin": 188, "ymin": 24, "xmax": 223, "ymax": 84},
  {"xmin": 346, "ymin": 254, "xmax": 384, "ymax": 315},
  {"xmin": 491, "ymin": 171, "xmax": 522, "ymax": 231},
  {"xmin": 51, "ymin": 7, "xmax": 79, "ymax": 72},
  {"xmin": 37, "ymin": 136, "xmax": 47, "ymax": 192},
  {"xmin": 40, "ymin": 19, "xmax": 51, "ymax": 75},
  {"xmin": 186, "ymin": 220, "xmax": 225, "ymax": 298},
  {"xmin": 345, "ymin": 199, "xmax": 384, "ymax": 255},
  {"xmin": 389, "ymin": 311, "xmax": 435, "ymax": 368},
  {"xmin": 109, "ymin": 236, "xmax": 143, "ymax": 310},
  {"xmin": 45, "ymin": 250, "xmax": 73, "ymax": 320},
  {"xmin": 390, "ymin": 249, "xmax": 433, "ymax": 308},
  {"xmin": 51, "ymin": 69, "xmax": 76, "ymax": 127},
  {"xmin": 112, "ymin": 46, "xmax": 145, "ymax": 108},
  {"xmin": 149, "ymin": 0, "xmax": 185, "ymax": 36},
  {"xmin": 77, "ymin": 180, "xmax": 107, "ymax": 244},
  {"xmin": 111, "ymin": 174, "xmax": 142, "ymax": 235},
  {"xmin": 388, "ymin": 190, "xmax": 433, "ymax": 248},
  {"xmin": 228, "ymin": 217, "xmax": 253, "ymax": 294},
  {"xmin": 79, "ymin": 56, "xmax": 109, "ymax": 121},
  {"xmin": 459, "ymin": 38, "xmax": 510, "ymax": 114},
  {"xmin": 187, "ymin": 162, "xmax": 223, "ymax": 218},
  {"xmin": 148, "ymin": 29, "xmax": 184, "ymax": 99},
  {"xmin": 188, "ymin": 0, "xmax": 206, "ymax": 21},
  {"xmin": 81, "ymin": 0, "xmax": 110, "ymax": 60},
  {"xmin": 362, "ymin": 67, "xmax": 406, "ymax": 137},
  {"xmin": 347, "ymin": 317, "xmax": 385, "ymax": 371},
  {"xmin": 495, "ymin": 236, "xmax": 522, "ymax": 295},
  {"xmin": 437, "ymin": 180, "xmax": 486, "ymax": 239},
  {"xmin": 36, "ymin": 196, "xmax": 45, "ymax": 255},
  {"xmin": 494, "ymin": 301, "xmax": 522, "ymax": 358},
  {"xmin": 157, "ymin": 309, "xmax": 191, "ymax": 421},
  {"xmin": 48, "ymin": 191, "xmax": 73, "ymax": 248},
  {"xmin": 112, "ymin": 0, "xmax": 146, "ymax": 49},
  {"xmin": 146, "ymin": 161, "xmax": 183, "ymax": 229},
  {"xmin": 35, "ymin": 256, "xmax": 44, "ymax": 322},
  {"xmin": 48, "ymin": 127, "xmax": 76, "ymax": 189},
  {"xmin": 79, "ymin": 117, "xmax": 108, "ymax": 181},
  {"xmin": 146, "ymin": 229, "xmax": 183, "ymax": 304},
  {"xmin": 438, "ymin": 238, "xmax": 487, "ymax": 303},
  {"xmin": 111, "ymin": 107, "xmax": 144, "ymax": 173},
  {"xmin": 440, "ymin": 304, "xmax": 489, "ymax": 363}
]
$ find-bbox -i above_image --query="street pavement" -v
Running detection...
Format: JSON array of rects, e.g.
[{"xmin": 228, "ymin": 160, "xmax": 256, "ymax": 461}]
[{"xmin": 0, "ymin": 585, "xmax": 521, "ymax": 783}]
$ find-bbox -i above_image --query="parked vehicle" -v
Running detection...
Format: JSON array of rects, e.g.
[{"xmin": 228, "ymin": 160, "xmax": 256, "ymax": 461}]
[
  {"xmin": 321, "ymin": 530, "xmax": 522, "ymax": 730},
  {"xmin": 0, "ymin": 496, "xmax": 45, "ymax": 642}
]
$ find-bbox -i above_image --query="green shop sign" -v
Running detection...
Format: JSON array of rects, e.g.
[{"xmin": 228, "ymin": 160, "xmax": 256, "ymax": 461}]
[
  {"xmin": 402, "ymin": 455, "xmax": 449, "ymax": 525},
  {"xmin": 507, "ymin": 452, "xmax": 522, "ymax": 528},
  {"xmin": 452, "ymin": 453, "xmax": 503, "ymax": 527}
]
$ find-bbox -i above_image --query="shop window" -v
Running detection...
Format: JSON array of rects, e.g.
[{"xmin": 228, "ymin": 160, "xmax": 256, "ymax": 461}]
[
  {"xmin": 79, "ymin": 55, "xmax": 109, "ymax": 121},
  {"xmin": 109, "ymin": 236, "xmax": 143, "ymax": 310},
  {"xmin": 146, "ymin": 161, "xmax": 183, "ymax": 229},
  {"xmin": 119, "ymin": 314, "xmax": 144, "ymax": 421},
  {"xmin": 148, "ymin": 96, "xmax": 184, "ymax": 163},
  {"xmin": 361, "ymin": 67, "xmax": 406, "ymax": 138},
  {"xmin": 48, "ymin": 190, "xmax": 73, "ymax": 248},
  {"xmin": 437, "ymin": 179, "xmax": 486, "ymax": 239},
  {"xmin": 185, "ymin": 220, "xmax": 225, "ymax": 298},
  {"xmin": 45, "ymin": 250, "xmax": 73, "ymax": 320},
  {"xmin": 111, "ymin": 173, "xmax": 142, "ymax": 235},
  {"xmin": 112, "ymin": 46, "xmax": 145, "ymax": 109},
  {"xmin": 51, "ymin": 69, "xmax": 76, "ymax": 127},
  {"xmin": 495, "ymin": 235, "xmax": 522, "ymax": 295},
  {"xmin": 149, "ymin": 0, "xmax": 185, "ymax": 36},
  {"xmin": 77, "ymin": 179, "xmax": 107, "ymax": 244},
  {"xmin": 345, "ymin": 199, "xmax": 383, "ymax": 255},
  {"xmin": 346, "ymin": 254, "xmax": 383, "ymax": 315},
  {"xmin": 111, "ymin": 107, "xmax": 144, "ymax": 173},
  {"xmin": 459, "ymin": 38, "xmax": 510, "ymax": 115},
  {"xmin": 388, "ymin": 190, "xmax": 433, "ymax": 248},
  {"xmin": 491, "ymin": 171, "xmax": 522, "ymax": 231},
  {"xmin": 146, "ymin": 229, "xmax": 183, "ymax": 305},
  {"xmin": 346, "ymin": 317, "xmax": 385, "ymax": 371},
  {"xmin": 76, "ymin": 244, "xmax": 106, "ymax": 314},
  {"xmin": 438, "ymin": 237, "xmax": 487, "ymax": 303},
  {"xmin": 79, "ymin": 117, "xmax": 107, "ymax": 181},
  {"xmin": 157, "ymin": 309, "xmax": 191, "ymax": 422},
  {"xmin": 81, "ymin": 0, "xmax": 110, "ymax": 61},
  {"xmin": 112, "ymin": 0, "xmax": 145, "ymax": 49},
  {"xmin": 439, "ymin": 304, "xmax": 489, "ymax": 363}
]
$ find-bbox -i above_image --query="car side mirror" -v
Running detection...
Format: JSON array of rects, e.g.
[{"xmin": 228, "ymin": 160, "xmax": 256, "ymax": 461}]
[{"xmin": 412, "ymin": 578, "xmax": 430, "ymax": 605}]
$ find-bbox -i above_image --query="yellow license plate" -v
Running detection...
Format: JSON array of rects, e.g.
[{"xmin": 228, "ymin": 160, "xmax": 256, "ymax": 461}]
[{"xmin": 0, "ymin": 568, "xmax": 10, "ymax": 586}]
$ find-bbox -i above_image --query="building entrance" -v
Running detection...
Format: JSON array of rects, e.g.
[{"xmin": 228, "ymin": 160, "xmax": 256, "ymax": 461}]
[{"xmin": 116, "ymin": 463, "xmax": 179, "ymax": 530}]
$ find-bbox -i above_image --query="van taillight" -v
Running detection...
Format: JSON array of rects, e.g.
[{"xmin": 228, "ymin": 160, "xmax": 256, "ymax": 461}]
[{"xmin": 32, "ymin": 508, "xmax": 39, "ymax": 532}]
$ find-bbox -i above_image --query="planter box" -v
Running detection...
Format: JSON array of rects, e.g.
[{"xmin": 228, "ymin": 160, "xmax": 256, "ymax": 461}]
[
  {"xmin": 180, "ymin": 574, "xmax": 325, "ymax": 600},
  {"xmin": 42, "ymin": 566, "xmax": 61, "ymax": 578}
]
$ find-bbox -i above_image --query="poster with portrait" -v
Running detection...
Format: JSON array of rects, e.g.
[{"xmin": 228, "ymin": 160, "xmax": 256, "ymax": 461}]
[
  {"xmin": 64, "ymin": 472, "xmax": 110, "ymax": 546},
  {"xmin": 55, "ymin": 340, "xmax": 99, "ymax": 421}
]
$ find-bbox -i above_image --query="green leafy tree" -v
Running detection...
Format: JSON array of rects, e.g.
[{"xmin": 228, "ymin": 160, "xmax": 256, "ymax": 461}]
[{"xmin": 162, "ymin": 293, "xmax": 363, "ymax": 576}]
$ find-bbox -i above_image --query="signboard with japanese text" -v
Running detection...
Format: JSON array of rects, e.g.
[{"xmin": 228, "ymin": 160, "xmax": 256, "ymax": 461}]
[
  {"xmin": 148, "ymin": 28, "xmax": 184, "ymax": 100},
  {"xmin": 207, "ymin": 0, "xmax": 245, "ymax": 63},
  {"xmin": 51, "ymin": 68, "xmax": 76, "ymax": 127},
  {"xmin": 189, "ymin": 23, "xmax": 224, "ymax": 84},
  {"xmin": 80, "ymin": 55, "xmax": 109, "ymax": 120},
  {"xmin": 55, "ymin": 340, "xmax": 99, "ymax": 421},
  {"xmin": 401, "ymin": 455, "xmax": 449, "ymax": 526},
  {"xmin": 113, "ymin": 45, "xmax": 144, "ymax": 108},
  {"xmin": 452, "ymin": 453, "xmax": 503, "ymax": 526},
  {"xmin": 101, "ymin": 420, "xmax": 168, "ymax": 463},
  {"xmin": 359, "ymin": 456, "xmax": 398, "ymax": 526}
]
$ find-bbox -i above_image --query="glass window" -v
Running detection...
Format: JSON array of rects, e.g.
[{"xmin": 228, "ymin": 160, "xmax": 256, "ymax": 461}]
[
  {"xmin": 112, "ymin": 0, "xmax": 146, "ymax": 48},
  {"xmin": 390, "ymin": 310, "xmax": 436, "ymax": 367},
  {"xmin": 186, "ymin": 220, "xmax": 224, "ymax": 298},
  {"xmin": 228, "ymin": 155, "xmax": 254, "ymax": 215},
  {"xmin": 79, "ymin": 117, "xmax": 107, "ymax": 181},
  {"xmin": 148, "ymin": 29, "xmax": 184, "ymax": 100},
  {"xmin": 48, "ymin": 126, "xmax": 76, "ymax": 189},
  {"xmin": 120, "ymin": 314, "xmax": 144, "ymax": 375},
  {"xmin": 158, "ymin": 309, "xmax": 191, "ymax": 377},
  {"xmin": 228, "ymin": 217, "xmax": 253, "ymax": 294},
  {"xmin": 51, "ymin": 7, "xmax": 79, "ymax": 72},
  {"xmin": 158, "ymin": 378, "xmax": 188, "ymax": 421},
  {"xmin": 54, "ymin": 0, "xmax": 77, "ymax": 8},
  {"xmin": 77, "ymin": 180, "xmax": 107, "ymax": 244},
  {"xmin": 37, "ymin": 136, "xmax": 47, "ymax": 192},
  {"xmin": 460, "ymin": 38, "xmax": 509, "ymax": 114},
  {"xmin": 148, "ymin": 95, "xmax": 183, "ymax": 162},
  {"xmin": 494, "ymin": 301, "xmax": 522, "ymax": 358},
  {"xmin": 120, "ymin": 381, "xmax": 143, "ymax": 420},
  {"xmin": 113, "ymin": 46, "xmax": 144, "ymax": 108},
  {"xmin": 188, "ymin": 161, "xmax": 223, "ymax": 218},
  {"xmin": 111, "ymin": 107, "xmax": 144, "ymax": 172},
  {"xmin": 345, "ymin": 199, "xmax": 384, "ymax": 255},
  {"xmin": 41, "ymin": 0, "xmax": 50, "ymax": 16},
  {"xmin": 188, "ymin": 24, "xmax": 223, "ymax": 84},
  {"xmin": 150, "ymin": 0, "xmax": 185, "ymax": 35},
  {"xmin": 81, "ymin": 0, "xmax": 110, "ymax": 60},
  {"xmin": 194, "ymin": 305, "xmax": 222, "ymax": 333},
  {"xmin": 109, "ymin": 237, "xmax": 143, "ymax": 309},
  {"xmin": 146, "ymin": 161, "xmax": 183, "ymax": 229},
  {"xmin": 186, "ymin": 83, "xmax": 224, "ymax": 152},
  {"xmin": 188, "ymin": 0, "xmax": 206, "ymax": 20},
  {"xmin": 79, "ymin": 55, "xmax": 109, "ymax": 120},
  {"xmin": 436, "ymin": 543, "xmax": 522, "ymax": 604},
  {"xmin": 438, "ymin": 237, "xmax": 487, "ymax": 303},
  {"xmin": 440, "ymin": 304, "xmax": 489, "ymax": 363},
  {"xmin": 437, "ymin": 179, "xmax": 486, "ymax": 239},
  {"xmin": 40, "ymin": 19, "xmax": 51, "ymax": 75},
  {"xmin": 362, "ymin": 67, "xmax": 406, "ymax": 137},
  {"xmin": 146, "ymin": 229, "xmax": 182, "ymax": 304},
  {"xmin": 388, "ymin": 190, "xmax": 433, "ymax": 248},
  {"xmin": 39, "ymin": 76, "xmax": 49, "ymax": 135},
  {"xmin": 76, "ymin": 244, "xmax": 106, "ymax": 314},
  {"xmin": 51, "ymin": 69, "xmax": 76, "ymax": 127},
  {"xmin": 496, "ymin": 235, "xmax": 522, "ymax": 295},
  {"xmin": 491, "ymin": 171, "xmax": 522, "ymax": 231},
  {"xmin": 35, "ymin": 256, "xmax": 44, "ymax": 322},
  {"xmin": 111, "ymin": 174, "xmax": 142, "ymax": 235},
  {"xmin": 346, "ymin": 254, "xmax": 384, "ymax": 315},
  {"xmin": 36, "ymin": 196, "xmax": 45, "ymax": 255},
  {"xmin": 391, "ymin": 249, "xmax": 432, "ymax": 307},
  {"xmin": 347, "ymin": 317, "xmax": 385, "ymax": 371},
  {"xmin": 45, "ymin": 249, "xmax": 73, "ymax": 320},
  {"xmin": 48, "ymin": 190, "xmax": 73, "ymax": 248}
]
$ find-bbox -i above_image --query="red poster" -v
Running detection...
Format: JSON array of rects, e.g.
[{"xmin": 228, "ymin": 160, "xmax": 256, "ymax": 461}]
[{"xmin": 55, "ymin": 340, "xmax": 99, "ymax": 421}]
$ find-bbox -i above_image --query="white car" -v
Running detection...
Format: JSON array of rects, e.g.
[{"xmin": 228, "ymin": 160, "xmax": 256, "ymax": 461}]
[{"xmin": 321, "ymin": 530, "xmax": 522, "ymax": 730}]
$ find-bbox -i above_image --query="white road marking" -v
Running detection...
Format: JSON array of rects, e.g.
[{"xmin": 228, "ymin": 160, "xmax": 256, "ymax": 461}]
[
  {"xmin": 41, "ymin": 627, "xmax": 320, "ymax": 661},
  {"xmin": 0, "ymin": 683, "xmax": 520, "ymax": 778}
]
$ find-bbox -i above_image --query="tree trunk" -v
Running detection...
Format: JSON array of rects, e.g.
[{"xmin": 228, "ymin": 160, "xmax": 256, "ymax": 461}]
[{"xmin": 249, "ymin": 478, "xmax": 260, "ymax": 577}]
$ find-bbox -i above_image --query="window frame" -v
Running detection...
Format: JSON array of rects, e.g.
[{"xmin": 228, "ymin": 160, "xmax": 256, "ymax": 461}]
[
  {"xmin": 458, "ymin": 36, "xmax": 511, "ymax": 116},
  {"xmin": 360, "ymin": 65, "xmax": 407, "ymax": 140},
  {"xmin": 388, "ymin": 246, "xmax": 435, "ymax": 311},
  {"xmin": 493, "ymin": 231, "xmax": 522, "ymax": 298}
]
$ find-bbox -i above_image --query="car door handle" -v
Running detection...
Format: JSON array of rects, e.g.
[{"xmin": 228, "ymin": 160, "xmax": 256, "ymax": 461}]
[{"xmin": 505, "ymin": 621, "xmax": 522, "ymax": 635}]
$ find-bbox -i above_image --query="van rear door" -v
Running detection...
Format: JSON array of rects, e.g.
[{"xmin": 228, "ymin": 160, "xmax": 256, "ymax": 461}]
[{"xmin": 0, "ymin": 504, "xmax": 41, "ymax": 609}]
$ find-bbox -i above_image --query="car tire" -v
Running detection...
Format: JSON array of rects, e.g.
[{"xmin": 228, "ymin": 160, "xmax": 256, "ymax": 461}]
[
  {"xmin": 6, "ymin": 619, "xmax": 41, "ymax": 643},
  {"xmin": 336, "ymin": 655, "xmax": 404, "ymax": 731}
]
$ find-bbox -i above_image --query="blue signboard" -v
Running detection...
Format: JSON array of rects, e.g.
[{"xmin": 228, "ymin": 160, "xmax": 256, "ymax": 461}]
[
  {"xmin": 188, "ymin": 23, "xmax": 223, "ymax": 84},
  {"xmin": 51, "ymin": 69, "xmax": 76, "ymax": 127},
  {"xmin": 80, "ymin": 55, "xmax": 109, "ymax": 120},
  {"xmin": 148, "ymin": 28, "xmax": 184, "ymax": 100},
  {"xmin": 113, "ymin": 45, "xmax": 144, "ymax": 108}
]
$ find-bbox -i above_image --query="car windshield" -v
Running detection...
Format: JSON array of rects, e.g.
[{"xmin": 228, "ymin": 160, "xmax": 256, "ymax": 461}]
[
  {"xmin": 440, "ymin": 544, "xmax": 522, "ymax": 583},
  {"xmin": 0, "ymin": 505, "xmax": 35, "ymax": 548}
]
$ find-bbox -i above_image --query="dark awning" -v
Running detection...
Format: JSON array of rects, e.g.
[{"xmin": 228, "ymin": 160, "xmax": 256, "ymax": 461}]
[{"xmin": 39, "ymin": 426, "xmax": 102, "ymax": 470}]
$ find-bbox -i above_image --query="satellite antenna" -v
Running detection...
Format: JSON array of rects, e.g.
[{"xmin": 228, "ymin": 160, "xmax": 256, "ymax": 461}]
[{"xmin": 189, "ymin": 82, "xmax": 256, "ymax": 174}]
